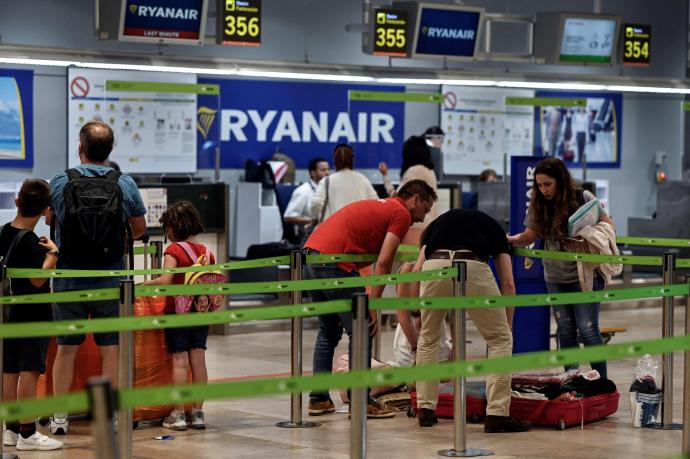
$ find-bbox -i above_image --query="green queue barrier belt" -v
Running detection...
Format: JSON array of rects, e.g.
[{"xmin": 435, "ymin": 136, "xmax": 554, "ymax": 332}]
[
  {"xmin": 6, "ymin": 251, "xmax": 420, "ymax": 279},
  {"xmin": 132, "ymin": 246, "xmax": 158, "ymax": 256},
  {"xmin": 0, "ymin": 268, "xmax": 456, "ymax": 305},
  {"xmin": 3, "ymin": 333, "xmax": 690, "ymax": 422},
  {"xmin": 616, "ymin": 236, "xmax": 690, "ymax": 248},
  {"xmin": 0, "ymin": 283, "xmax": 685, "ymax": 339},
  {"xmin": 513, "ymin": 247, "xmax": 663, "ymax": 266}
]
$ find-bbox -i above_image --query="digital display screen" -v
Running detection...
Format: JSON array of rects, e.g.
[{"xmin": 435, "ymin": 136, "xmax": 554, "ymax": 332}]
[
  {"xmin": 414, "ymin": 6, "xmax": 482, "ymax": 59},
  {"xmin": 119, "ymin": 0, "xmax": 207, "ymax": 44},
  {"xmin": 217, "ymin": 0, "xmax": 261, "ymax": 46},
  {"xmin": 622, "ymin": 23, "xmax": 651, "ymax": 66},
  {"xmin": 372, "ymin": 8, "xmax": 408, "ymax": 57},
  {"xmin": 559, "ymin": 17, "xmax": 617, "ymax": 63}
]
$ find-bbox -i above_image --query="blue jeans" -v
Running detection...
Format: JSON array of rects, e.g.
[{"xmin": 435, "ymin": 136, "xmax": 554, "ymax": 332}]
[
  {"xmin": 546, "ymin": 273, "xmax": 607, "ymax": 379},
  {"xmin": 304, "ymin": 261, "xmax": 371, "ymax": 401}
]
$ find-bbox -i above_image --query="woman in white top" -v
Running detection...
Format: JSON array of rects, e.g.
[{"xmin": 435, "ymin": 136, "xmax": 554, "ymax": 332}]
[{"xmin": 310, "ymin": 143, "xmax": 378, "ymax": 222}]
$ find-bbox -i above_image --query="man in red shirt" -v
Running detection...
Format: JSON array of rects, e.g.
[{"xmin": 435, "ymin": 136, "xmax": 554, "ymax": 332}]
[{"xmin": 303, "ymin": 179, "xmax": 437, "ymax": 418}]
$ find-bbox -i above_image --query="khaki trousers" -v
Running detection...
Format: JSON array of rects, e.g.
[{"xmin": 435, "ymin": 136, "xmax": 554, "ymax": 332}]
[{"xmin": 415, "ymin": 258, "xmax": 513, "ymax": 416}]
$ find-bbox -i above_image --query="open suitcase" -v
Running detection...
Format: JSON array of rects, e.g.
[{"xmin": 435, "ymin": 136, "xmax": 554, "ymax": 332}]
[{"xmin": 410, "ymin": 389, "xmax": 619, "ymax": 430}]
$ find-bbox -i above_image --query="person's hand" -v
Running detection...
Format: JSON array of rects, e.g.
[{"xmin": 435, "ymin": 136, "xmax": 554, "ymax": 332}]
[
  {"xmin": 378, "ymin": 162, "xmax": 389, "ymax": 176},
  {"xmin": 368, "ymin": 310, "xmax": 379, "ymax": 337},
  {"xmin": 559, "ymin": 236, "xmax": 587, "ymax": 252},
  {"xmin": 506, "ymin": 234, "xmax": 519, "ymax": 245},
  {"xmin": 38, "ymin": 236, "xmax": 58, "ymax": 253}
]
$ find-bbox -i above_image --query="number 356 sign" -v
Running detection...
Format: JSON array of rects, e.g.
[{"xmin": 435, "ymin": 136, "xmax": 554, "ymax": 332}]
[{"xmin": 217, "ymin": 0, "xmax": 261, "ymax": 46}]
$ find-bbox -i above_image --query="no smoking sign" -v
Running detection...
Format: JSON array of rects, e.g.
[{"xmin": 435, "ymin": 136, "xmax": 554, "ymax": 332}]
[{"xmin": 70, "ymin": 76, "xmax": 90, "ymax": 98}]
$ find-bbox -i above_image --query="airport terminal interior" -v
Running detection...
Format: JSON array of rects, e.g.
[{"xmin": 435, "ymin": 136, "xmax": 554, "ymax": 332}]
[{"xmin": 2, "ymin": 0, "xmax": 690, "ymax": 458}]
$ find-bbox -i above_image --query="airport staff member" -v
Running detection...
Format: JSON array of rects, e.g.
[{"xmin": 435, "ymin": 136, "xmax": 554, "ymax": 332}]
[
  {"xmin": 283, "ymin": 157, "xmax": 329, "ymax": 240},
  {"xmin": 304, "ymin": 180, "xmax": 437, "ymax": 418},
  {"xmin": 411, "ymin": 208, "xmax": 529, "ymax": 433}
]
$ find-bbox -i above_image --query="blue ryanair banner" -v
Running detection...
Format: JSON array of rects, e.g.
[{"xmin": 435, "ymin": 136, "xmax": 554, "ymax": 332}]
[
  {"xmin": 0, "ymin": 68, "xmax": 33, "ymax": 168},
  {"xmin": 196, "ymin": 78, "xmax": 406, "ymax": 169}
]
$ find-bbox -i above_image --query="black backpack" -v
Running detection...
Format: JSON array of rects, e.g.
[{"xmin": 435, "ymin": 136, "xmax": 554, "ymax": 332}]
[{"xmin": 60, "ymin": 168, "xmax": 126, "ymax": 268}]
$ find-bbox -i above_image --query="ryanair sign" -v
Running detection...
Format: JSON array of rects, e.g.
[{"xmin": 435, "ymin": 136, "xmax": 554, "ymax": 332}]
[
  {"xmin": 197, "ymin": 79, "xmax": 405, "ymax": 169},
  {"xmin": 120, "ymin": 0, "xmax": 205, "ymax": 42}
]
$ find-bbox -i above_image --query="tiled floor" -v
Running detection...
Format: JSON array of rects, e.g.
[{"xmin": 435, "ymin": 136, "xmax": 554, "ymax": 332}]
[{"xmin": 6, "ymin": 301, "xmax": 690, "ymax": 458}]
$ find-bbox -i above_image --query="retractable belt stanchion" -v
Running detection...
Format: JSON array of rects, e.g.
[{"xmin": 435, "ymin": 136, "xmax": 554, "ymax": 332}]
[
  {"xmin": 351, "ymin": 292, "xmax": 369, "ymax": 459},
  {"xmin": 373, "ymin": 309, "xmax": 382, "ymax": 360},
  {"xmin": 682, "ymin": 276, "xmax": 690, "ymax": 457},
  {"xmin": 87, "ymin": 376, "xmax": 119, "ymax": 459},
  {"xmin": 0, "ymin": 261, "xmax": 17, "ymax": 459},
  {"xmin": 150, "ymin": 241, "xmax": 163, "ymax": 279},
  {"xmin": 118, "ymin": 280, "xmax": 135, "ymax": 459},
  {"xmin": 652, "ymin": 252, "xmax": 683, "ymax": 429},
  {"xmin": 277, "ymin": 251, "xmax": 319, "ymax": 429},
  {"xmin": 439, "ymin": 261, "xmax": 492, "ymax": 458}
]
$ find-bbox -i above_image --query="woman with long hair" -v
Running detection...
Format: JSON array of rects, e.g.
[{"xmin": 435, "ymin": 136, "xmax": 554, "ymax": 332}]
[{"xmin": 508, "ymin": 157, "xmax": 614, "ymax": 379}]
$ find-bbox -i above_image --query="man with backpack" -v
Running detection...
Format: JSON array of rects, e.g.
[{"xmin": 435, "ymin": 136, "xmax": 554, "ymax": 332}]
[{"xmin": 47, "ymin": 121, "xmax": 146, "ymax": 435}]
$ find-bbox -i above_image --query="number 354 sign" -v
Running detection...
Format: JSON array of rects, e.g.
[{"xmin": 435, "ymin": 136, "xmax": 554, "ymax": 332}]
[
  {"xmin": 217, "ymin": 0, "xmax": 261, "ymax": 46},
  {"xmin": 622, "ymin": 23, "xmax": 650, "ymax": 67}
]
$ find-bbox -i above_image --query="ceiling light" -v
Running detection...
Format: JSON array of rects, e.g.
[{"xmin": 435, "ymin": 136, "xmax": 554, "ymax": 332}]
[
  {"xmin": 377, "ymin": 77, "xmax": 497, "ymax": 86},
  {"xmin": 605, "ymin": 85, "xmax": 690, "ymax": 94},
  {"xmin": 496, "ymin": 81, "xmax": 607, "ymax": 91},
  {"xmin": 0, "ymin": 57, "xmax": 76, "ymax": 67}
]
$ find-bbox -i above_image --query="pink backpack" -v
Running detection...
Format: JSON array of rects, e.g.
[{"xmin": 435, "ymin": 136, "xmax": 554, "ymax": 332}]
[{"xmin": 173, "ymin": 242, "xmax": 227, "ymax": 314}]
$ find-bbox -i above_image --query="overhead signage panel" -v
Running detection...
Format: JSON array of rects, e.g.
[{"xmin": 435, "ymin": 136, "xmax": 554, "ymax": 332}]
[
  {"xmin": 622, "ymin": 23, "xmax": 651, "ymax": 67},
  {"xmin": 217, "ymin": 0, "xmax": 262, "ymax": 46},
  {"xmin": 412, "ymin": 5, "xmax": 483, "ymax": 60},
  {"xmin": 119, "ymin": 0, "xmax": 208, "ymax": 45},
  {"xmin": 372, "ymin": 8, "xmax": 408, "ymax": 57},
  {"xmin": 559, "ymin": 17, "xmax": 617, "ymax": 63}
]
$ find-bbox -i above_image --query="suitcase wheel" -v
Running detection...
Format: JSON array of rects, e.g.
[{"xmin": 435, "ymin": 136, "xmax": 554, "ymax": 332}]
[
  {"xmin": 469, "ymin": 413, "xmax": 481, "ymax": 423},
  {"xmin": 133, "ymin": 420, "xmax": 140, "ymax": 430},
  {"xmin": 407, "ymin": 407, "xmax": 416, "ymax": 418},
  {"xmin": 556, "ymin": 420, "xmax": 566, "ymax": 430}
]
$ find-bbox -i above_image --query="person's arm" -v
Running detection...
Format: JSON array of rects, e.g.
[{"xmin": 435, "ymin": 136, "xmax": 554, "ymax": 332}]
[
  {"xmin": 396, "ymin": 310, "xmax": 418, "ymax": 352},
  {"xmin": 507, "ymin": 227, "xmax": 538, "ymax": 247},
  {"xmin": 379, "ymin": 162, "xmax": 395, "ymax": 196},
  {"xmin": 409, "ymin": 247, "xmax": 427, "ymax": 298},
  {"xmin": 143, "ymin": 254, "xmax": 177, "ymax": 285},
  {"xmin": 599, "ymin": 212, "xmax": 615, "ymax": 230},
  {"xmin": 30, "ymin": 237, "xmax": 59, "ymax": 288},
  {"xmin": 283, "ymin": 189, "xmax": 311, "ymax": 225},
  {"xmin": 129, "ymin": 215, "xmax": 146, "ymax": 240},
  {"xmin": 310, "ymin": 179, "xmax": 326, "ymax": 220},
  {"xmin": 494, "ymin": 252, "xmax": 516, "ymax": 329},
  {"xmin": 44, "ymin": 208, "xmax": 54, "ymax": 227},
  {"xmin": 367, "ymin": 232, "xmax": 402, "ymax": 337}
]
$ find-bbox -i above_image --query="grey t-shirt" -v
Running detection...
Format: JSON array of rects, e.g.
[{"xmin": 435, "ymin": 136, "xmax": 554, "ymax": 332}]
[{"xmin": 524, "ymin": 190, "xmax": 608, "ymax": 284}]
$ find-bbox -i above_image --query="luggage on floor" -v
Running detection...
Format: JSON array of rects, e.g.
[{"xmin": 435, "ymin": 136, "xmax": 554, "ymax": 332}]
[{"xmin": 409, "ymin": 381, "xmax": 487, "ymax": 423}]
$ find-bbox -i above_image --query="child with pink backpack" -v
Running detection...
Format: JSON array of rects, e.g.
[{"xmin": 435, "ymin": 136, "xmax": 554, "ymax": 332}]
[{"xmin": 144, "ymin": 201, "xmax": 225, "ymax": 431}]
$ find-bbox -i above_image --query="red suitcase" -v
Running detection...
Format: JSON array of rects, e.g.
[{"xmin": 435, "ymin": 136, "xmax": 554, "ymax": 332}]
[
  {"xmin": 410, "ymin": 390, "xmax": 619, "ymax": 429},
  {"xmin": 510, "ymin": 392, "xmax": 620, "ymax": 430}
]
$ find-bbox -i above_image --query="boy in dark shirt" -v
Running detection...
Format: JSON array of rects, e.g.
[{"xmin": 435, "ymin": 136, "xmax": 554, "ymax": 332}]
[{"xmin": 1, "ymin": 179, "xmax": 63, "ymax": 451}]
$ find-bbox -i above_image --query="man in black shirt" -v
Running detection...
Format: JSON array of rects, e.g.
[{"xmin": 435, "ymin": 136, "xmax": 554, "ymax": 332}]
[
  {"xmin": 411, "ymin": 209, "xmax": 529, "ymax": 433},
  {"xmin": 1, "ymin": 179, "xmax": 63, "ymax": 450}
]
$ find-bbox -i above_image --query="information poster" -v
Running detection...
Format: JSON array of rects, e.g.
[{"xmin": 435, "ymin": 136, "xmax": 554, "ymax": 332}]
[
  {"xmin": 559, "ymin": 18, "xmax": 616, "ymax": 63},
  {"xmin": 67, "ymin": 68, "xmax": 198, "ymax": 173},
  {"xmin": 0, "ymin": 68, "xmax": 33, "ymax": 168},
  {"xmin": 441, "ymin": 86, "xmax": 534, "ymax": 175},
  {"xmin": 534, "ymin": 91, "xmax": 622, "ymax": 168}
]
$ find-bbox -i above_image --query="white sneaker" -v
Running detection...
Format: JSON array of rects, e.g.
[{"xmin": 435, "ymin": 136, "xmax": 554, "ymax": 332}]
[
  {"xmin": 16, "ymin": 432, "xmax": 64, "ymax": 451},
  {"xmin": 3, "ymin": 429, "xmax": 18, "ymax": 446},
  {"xmin": 162, "ymin": 410, "xmax": 187, "ymax": 431},
  {"xmin": 188, "ymin": 409, "xmax": 205, "ymax": 430},
  {"xmin": 49, "ymin": 415, "xmax": 69, "ymax": 435}
]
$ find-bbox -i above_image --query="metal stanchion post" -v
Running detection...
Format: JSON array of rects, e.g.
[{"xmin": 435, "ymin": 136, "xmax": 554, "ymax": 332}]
[
  {"xmin": 87, "ymin": 376, "xmax": 118, "ymax": 459},
  {"xmin": 351, "ymin": 293, "xmax": 368, "ymax": 459},
  {"xmin": 277, "ymin": 251, "xmax": 319, "ymax": 429},
  {"xmin": 439, "ymin": 261, "xmax": 492, "ymax": 458},
  {"xmin": 118, "ymin": 280, "xmax": 135, "ymax": 458},
  {"xmin": 373, "ymin": 309, "xmax": 382, "ymax": 360},
  {"xmin": 650, "ymin": 252, "xmax": 683, "ymax": 429},
  {"xmin": 150, "ymin": 241, "xmax": 163, "ymax": 280},
  {"xmin": 682, "ymin": 276, "xmax": 690, "ymax": 457}
]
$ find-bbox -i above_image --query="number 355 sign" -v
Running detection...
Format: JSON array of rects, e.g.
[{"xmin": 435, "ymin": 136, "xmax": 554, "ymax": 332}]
[{"xmin": 217, "ymin": 0, "xmax": 261, "ymax": 46}]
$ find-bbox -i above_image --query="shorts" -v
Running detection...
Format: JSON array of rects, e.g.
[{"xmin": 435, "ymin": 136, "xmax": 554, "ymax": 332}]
[
  {"xmin": 53, "ymin": 300, "xmax": 119, "ymax": 346},
  {"xmin": 165, "ymin": 325, "xmax": 210, "ymax": 354},
  {"xmin": 3, "ymin": 337, "xmax": 49, "ymax": 374}
]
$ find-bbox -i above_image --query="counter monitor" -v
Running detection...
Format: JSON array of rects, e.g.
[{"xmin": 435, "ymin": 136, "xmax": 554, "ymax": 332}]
[{"xmin": 217, "ymin": 0, "xmax": 262, "ymax": 46}]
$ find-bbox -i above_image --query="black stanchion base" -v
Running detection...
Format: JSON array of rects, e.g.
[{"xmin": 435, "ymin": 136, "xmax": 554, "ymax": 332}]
[
  {"xmin": 437, "ymin": 448, "xmax": 494, "ymax": 457},
  {"xmin": 648, "ymin": 422, "xmax": 683, "ymax": 430},
  {"xmin": 275, "ymin": 420, "xmax": 320, "ymax": 428}
]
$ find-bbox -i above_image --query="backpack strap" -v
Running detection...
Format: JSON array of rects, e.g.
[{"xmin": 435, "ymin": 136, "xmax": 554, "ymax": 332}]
[
  {"xmin": 66, "ymin": 168, "xmax": 83, "ymax": 181},
  {"xmin": 576, "ymin": 189, "xmax": 586, "ymax": 207},
  {"xmin": 104, "ymin": 169, "xmax": 122, "ymax": 182},
  {"xmin": 0, "ymin": 224, "xmax": 30, "ymax": 267},
  {"xmin": 175, "ymin": 241, "xmax": 203, "ymax": 265}
]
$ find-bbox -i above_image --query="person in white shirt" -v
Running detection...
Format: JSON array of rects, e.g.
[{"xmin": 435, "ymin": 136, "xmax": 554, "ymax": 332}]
[
  {"xmin": 283, "ymin": 157, "xmax": 329, "ymax": 239},
  {"xmin": 311, "ymin": 144, "xmax": 379, "ymax": 222}
]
